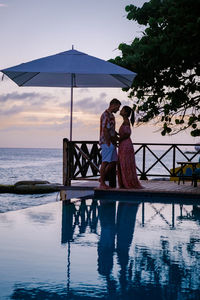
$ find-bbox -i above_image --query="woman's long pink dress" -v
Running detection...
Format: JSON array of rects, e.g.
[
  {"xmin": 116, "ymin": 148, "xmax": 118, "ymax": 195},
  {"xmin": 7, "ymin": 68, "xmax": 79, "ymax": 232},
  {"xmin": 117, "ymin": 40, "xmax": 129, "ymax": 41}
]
[{"xmin": 118, "ymin": 124, "xmax": 142, "ymax": 189}]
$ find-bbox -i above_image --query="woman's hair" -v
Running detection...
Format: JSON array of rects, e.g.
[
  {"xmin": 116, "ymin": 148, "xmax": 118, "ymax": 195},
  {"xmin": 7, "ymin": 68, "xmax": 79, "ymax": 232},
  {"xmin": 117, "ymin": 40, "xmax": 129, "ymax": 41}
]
[{"xmin": 123, "ymin": 106, "xmax": 135, "ymax": 126}]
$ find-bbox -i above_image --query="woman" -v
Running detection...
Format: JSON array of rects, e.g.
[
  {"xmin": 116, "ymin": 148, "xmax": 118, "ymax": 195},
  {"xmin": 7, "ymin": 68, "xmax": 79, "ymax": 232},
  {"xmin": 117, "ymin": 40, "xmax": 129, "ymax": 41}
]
[{"xmin": 118, "ymin": 106, "xmax": 142, "ymax": 189}]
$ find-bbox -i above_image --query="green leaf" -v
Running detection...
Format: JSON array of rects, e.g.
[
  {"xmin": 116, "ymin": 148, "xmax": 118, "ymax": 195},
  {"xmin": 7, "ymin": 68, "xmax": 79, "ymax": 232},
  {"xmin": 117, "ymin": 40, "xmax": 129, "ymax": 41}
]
[{"xmin": 112, "ymin": 0, "xmax": 200, "ymax": 137}]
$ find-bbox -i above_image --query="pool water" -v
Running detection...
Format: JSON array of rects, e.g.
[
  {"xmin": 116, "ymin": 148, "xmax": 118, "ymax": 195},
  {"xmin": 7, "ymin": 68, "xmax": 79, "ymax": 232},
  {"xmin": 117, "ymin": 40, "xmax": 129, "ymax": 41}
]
[{"xmin": 0, "ymin": 197, "xmax": 199, "ymax": 299}]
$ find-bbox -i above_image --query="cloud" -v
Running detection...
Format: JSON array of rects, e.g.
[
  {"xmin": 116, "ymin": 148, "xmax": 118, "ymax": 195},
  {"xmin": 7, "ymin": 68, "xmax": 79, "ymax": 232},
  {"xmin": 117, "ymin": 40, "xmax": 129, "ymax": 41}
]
[
  {"xmin": 0, "ymin": 91, "xmax": 52, "ymax": 103},
  {"xmin": 0, "ymin": 125, "xmax": 35, "ymax": 132},
  {"xmin": 58, "ymin": 92, "xmax": 108, "ymax": 111},
  {"xmin": 0, "ymin": 105, "xmax": 24, "ymax": 116},
  {"xmin": 0, "ymin": 92, "xmax": 58, "ymax": 116},
  {"xmin": 99, "ymin": 92, "xmax": 107, "ymax": 98},
  {"xmin": 75, "ymin": 96, "xmax": 108, "ymax": 114},
  {"xmin": 0, "ymin": 4, "xmax": 7, "ymax": 8},
  {"xmin": 76, "ymin": 97, "xmax": 93, "ymax": 108},
  {"xmin": 44, "ymin": 115, "xmax": 71, "ymax": 123},
  {"xmin": 23, "ymin": 116, "xmax": 39, "ymax": 122},
  {"xmin": 0, "ymin": 114, "xmax": 82, "ymax": 132},
  {"xmin": 58, "ymin": 101, "xmax": 68, "ymax": 108},
  {"xmin": 78, "ymin": 88, "xmax": 90, "ymax": 93}
]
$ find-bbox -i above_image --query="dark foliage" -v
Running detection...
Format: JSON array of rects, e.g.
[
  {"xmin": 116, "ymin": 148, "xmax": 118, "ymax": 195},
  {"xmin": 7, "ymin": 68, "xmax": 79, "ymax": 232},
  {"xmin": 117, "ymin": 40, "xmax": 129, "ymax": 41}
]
[{"xmin": 111, "ymin": 0, "xmax": 200, "ymax": 136}]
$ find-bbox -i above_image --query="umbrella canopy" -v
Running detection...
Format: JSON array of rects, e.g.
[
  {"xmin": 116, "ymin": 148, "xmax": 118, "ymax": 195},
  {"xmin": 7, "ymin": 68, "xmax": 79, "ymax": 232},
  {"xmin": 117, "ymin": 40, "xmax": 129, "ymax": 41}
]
[{"xmin": 1, "ymin": 49, "xmax": 137, "ymax": 140}]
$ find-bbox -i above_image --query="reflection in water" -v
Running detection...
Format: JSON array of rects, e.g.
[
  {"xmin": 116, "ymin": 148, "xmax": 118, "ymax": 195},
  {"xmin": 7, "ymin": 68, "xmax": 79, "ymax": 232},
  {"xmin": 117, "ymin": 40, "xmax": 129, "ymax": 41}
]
[
  {"xmin": 61, "ymin": 200, "xmax": 200, "ymax": 299},
  {"xmin": 116, "ymin": 202, "xmax": 138, "ymax": 293},
  {"xmin": 97, "ymin": 200, "xmax": 139, "ymax": 298},
  {"xmin": 90, "ymin": 199, "xmax": 98, "ymax": 233},
  {"xmin": 98, "ymin": 200, "xmax": 117, "ymax": 298},
  {"xmin": 61, "ymin": 198, "xmax": 99, "ymax": 242},
  {"xmin": 98, "ymin": 200, "xmax": 116, "ymax": 277},
  {"xmin": 193, "ymin": 205, "xmax": 200, "ymax": 224},
  {"xmin": 5, "ymin": 200, "xmax": 200, "ymax": 299},
  {"xmin": 61, "ymin": 201, "xmax": 76, "ymax": 297},
  {"xmin": 79, "ymin": 199, "xmax": 88, "ymax": 234},
  {"xmin": 61, "ymin": 201, "xmax": 76, "ymax": 243},
  {"xmin": 11, "ymin": 284, "xmax": 66, "ymax": 300},
  {"xmin": 26, "ymin": 211, "xmax": 54, "ymax": 224}
]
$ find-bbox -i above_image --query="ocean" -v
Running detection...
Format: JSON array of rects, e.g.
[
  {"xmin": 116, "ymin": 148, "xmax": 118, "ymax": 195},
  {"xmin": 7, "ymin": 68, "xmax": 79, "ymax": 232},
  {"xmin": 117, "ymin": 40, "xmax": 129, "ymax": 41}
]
[
  {"xmin": 0, "ymin": 148, "xmax": 62, "ymax": 213},
  {"xmin": 0, "ymin": 148, "xmax": 63, "ymax": 185}
]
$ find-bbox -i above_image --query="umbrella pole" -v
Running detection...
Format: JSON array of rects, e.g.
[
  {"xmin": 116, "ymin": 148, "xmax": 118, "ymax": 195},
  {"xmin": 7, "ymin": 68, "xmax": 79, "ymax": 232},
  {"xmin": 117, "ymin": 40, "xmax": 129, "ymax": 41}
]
[{"xmin": 70, "ymin": 74, "xmax": 74, "ymax": 141}]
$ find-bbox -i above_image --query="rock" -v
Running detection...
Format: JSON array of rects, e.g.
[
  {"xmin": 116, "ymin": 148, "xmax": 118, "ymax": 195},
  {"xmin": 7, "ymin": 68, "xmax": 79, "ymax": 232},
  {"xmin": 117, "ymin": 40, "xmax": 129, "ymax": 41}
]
[
  {"xmin": 14, "ymin": 180, "xmax": 50, "ymax": 186},
  {"xmin": 0, "ymin": 185, "xmax": 15, "ymax": 193},
  {"xmin": 0, "ymin": 181, "xmax": 62, "ymax": 194},
  {"xmin": 14, "ymin": 183, "xmax": 61, "ymax": 194}
]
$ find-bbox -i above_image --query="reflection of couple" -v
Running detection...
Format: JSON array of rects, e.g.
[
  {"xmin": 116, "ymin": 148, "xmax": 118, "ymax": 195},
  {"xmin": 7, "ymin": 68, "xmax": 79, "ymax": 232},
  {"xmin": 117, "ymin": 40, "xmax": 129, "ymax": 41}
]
[
  {"xmin": 98, "ymin": 200, "xmax": 138, "ymax": 292},
  {"xmin": 99, "ymin": 98, "xmax": 142, "ymax": 189}
]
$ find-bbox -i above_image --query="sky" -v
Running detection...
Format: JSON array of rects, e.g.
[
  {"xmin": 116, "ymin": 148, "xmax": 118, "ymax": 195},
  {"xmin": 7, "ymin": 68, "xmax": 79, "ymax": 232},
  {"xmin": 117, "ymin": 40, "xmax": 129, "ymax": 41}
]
[{"xmin": 0, "ymin": 0, "xmax": 198, "ymax": 148}]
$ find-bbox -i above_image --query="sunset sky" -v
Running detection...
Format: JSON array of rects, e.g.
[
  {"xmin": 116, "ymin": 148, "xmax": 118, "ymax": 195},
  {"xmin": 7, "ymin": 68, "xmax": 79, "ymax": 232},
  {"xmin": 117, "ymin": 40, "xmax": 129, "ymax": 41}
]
[{"xmin": 0, "ymin": 0, "xmax": 198, "ymax": 148}]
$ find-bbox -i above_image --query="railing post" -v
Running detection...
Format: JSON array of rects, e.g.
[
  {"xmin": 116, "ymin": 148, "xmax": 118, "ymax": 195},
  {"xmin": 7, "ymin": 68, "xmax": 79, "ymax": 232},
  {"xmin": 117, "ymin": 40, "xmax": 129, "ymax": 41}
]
[
  {"xmin": 140, "ymin": 145, "xmax": 148, "ymax": 180},
  {"xmin": 63, "ymin": 138, "xmax": 67, "ymax": 185},
  {"xmin": 63, "ymin": 138, "xmax": 71, "ymax": 186},
  {"xmin": 172, "ymin": 145, "xmax": 176, "ymax": 177}
]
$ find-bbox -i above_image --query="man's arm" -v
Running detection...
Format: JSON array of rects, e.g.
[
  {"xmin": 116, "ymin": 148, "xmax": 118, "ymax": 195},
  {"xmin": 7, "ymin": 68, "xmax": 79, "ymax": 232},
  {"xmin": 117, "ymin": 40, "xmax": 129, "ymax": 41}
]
[
  {"xmin": 103, "ymin": 127, "xmax": 111, "ymax": 146},
  {"xmin": 101, "ymin": 112, "xmax": 111, "ymax": 146}
]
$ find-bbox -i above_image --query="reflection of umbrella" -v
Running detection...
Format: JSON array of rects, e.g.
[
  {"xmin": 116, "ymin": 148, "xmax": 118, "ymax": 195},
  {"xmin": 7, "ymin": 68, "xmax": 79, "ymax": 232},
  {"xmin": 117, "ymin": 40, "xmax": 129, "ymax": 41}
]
[{"xmin": 1, "ymin": 47, "xmax": 136, "ymax": 140}]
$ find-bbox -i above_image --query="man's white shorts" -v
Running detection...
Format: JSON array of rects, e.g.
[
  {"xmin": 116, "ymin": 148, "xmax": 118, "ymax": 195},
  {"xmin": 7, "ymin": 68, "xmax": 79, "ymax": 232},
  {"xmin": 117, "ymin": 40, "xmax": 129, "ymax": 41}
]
[{"xmin": 101, "ymin": 143, "xmax": 118, "ymax": 162}]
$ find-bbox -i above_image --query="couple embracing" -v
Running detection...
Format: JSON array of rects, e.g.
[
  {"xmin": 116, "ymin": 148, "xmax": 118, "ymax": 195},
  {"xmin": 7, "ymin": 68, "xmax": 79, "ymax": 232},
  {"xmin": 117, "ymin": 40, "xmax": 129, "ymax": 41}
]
[{"xmin": 99, "ymin": 98, "xmax": 142, "ymax": 190}]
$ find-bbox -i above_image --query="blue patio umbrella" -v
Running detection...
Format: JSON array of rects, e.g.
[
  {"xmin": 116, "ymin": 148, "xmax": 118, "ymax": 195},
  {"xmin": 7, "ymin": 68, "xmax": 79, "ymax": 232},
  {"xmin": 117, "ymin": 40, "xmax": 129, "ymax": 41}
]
[{"xmin": 1, "ymin": 47, "xmax": 136, "ymax": 140}]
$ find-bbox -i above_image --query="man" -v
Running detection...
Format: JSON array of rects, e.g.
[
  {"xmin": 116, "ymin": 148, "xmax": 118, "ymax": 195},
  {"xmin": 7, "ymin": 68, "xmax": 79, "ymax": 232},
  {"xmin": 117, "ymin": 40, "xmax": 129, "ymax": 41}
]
[{"xmin": 99, "ymin": 98, "xmax": 121, "ymax": 189}]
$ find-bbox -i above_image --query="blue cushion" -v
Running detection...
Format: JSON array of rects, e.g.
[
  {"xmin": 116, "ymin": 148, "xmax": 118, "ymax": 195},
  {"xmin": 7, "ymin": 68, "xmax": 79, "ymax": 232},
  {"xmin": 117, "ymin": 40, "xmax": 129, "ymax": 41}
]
[
  {"xmin": 194, "ymin": 168, "xmax": 200, "ymax": 176},
  {"xmin": 184, "ymin": 168, "xmax": 193, "ymax": 176}
]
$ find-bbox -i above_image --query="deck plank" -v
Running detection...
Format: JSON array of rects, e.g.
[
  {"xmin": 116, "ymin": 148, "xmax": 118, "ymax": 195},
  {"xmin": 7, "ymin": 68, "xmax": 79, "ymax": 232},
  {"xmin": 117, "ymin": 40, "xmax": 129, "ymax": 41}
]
[
  {"xmin": 60, "ymin": 180, "xmax": 200, "ymax": 202},
  {"xmin": 95, "ymin": 181, "xmax": 200, "ymax": 194},
  {"xmin": 94, "ymin": 180, "xmax": 200, "ymax": 201}
]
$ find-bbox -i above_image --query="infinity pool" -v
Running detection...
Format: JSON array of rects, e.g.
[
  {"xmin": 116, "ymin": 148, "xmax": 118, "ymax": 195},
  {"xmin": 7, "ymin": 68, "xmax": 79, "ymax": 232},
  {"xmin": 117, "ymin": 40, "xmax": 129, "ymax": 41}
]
[{"xmin": 0, "ymin": 197, "xmax": 199, "ymax": 299}]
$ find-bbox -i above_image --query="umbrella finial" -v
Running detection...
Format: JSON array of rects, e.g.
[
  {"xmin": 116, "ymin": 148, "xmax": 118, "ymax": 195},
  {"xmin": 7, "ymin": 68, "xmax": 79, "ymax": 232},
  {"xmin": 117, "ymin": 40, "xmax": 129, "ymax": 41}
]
[{"xmin": 72, "ymin": 45, "xmax": 74, "ymax": 50}]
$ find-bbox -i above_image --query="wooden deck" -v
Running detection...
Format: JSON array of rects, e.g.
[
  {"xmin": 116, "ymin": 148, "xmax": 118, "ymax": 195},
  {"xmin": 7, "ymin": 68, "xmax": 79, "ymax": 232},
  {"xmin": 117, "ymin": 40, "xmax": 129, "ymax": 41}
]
[
  {"xmin": 59, "ymin": 180, "xmax": 200, "ymax": 203},
  {"xmin": 94, "ymin": 180, "xmax": 200, "ymax": 203}
]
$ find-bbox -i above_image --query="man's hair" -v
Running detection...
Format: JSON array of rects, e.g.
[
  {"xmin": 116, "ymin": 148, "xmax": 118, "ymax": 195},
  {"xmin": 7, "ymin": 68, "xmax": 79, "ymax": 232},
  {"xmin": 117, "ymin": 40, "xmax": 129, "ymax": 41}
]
[{"xmin": 109, "ymin": 98, "xmax": 121, "ymax": 106}]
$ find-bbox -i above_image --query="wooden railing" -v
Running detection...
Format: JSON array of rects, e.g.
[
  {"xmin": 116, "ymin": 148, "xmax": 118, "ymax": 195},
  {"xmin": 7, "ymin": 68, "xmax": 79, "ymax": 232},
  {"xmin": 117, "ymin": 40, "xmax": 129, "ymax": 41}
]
[
  {"xmin": 63, "ymin": 139, "xmax": 101, "ymax": 186},
  {"xmin": 63, "ymin": 139, "xmax": 200, "ymax": 186}
]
